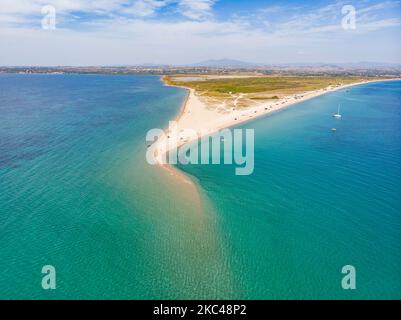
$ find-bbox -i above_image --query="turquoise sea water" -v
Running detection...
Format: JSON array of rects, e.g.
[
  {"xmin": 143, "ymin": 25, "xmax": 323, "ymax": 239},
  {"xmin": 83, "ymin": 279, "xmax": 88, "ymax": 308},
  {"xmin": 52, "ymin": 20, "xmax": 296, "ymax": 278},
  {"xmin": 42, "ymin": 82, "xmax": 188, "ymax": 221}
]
[{"xmin": 0, "ymin": 75, "xmax": 400, "ymax": 299}]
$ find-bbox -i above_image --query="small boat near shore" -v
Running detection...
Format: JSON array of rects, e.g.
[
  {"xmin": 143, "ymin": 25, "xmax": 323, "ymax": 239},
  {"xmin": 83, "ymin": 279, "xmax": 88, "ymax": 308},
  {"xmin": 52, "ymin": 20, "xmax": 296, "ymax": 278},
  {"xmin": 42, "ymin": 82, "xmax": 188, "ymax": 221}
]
[{"xmin": 333, "ymin": 104, "xmax": 342, "ymax": 119}]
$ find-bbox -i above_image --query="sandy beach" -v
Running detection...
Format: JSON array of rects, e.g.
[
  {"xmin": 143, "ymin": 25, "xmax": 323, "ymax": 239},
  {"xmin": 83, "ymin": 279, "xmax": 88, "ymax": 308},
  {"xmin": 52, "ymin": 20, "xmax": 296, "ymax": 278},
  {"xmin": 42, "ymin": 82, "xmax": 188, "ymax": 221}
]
[{"xmin": 152, "ymin": 78, "xmax": 400, "ymax": 165}]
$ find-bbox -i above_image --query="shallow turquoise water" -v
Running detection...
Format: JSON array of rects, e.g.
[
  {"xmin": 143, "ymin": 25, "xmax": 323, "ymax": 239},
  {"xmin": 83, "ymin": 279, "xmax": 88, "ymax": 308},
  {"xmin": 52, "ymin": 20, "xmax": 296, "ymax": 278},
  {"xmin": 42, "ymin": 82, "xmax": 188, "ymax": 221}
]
[
  {"xmin": 0, "ymin": 74, "xmax": 232, "ymax": 299},
  {"xmin": 1, "ymin": 75, "xmax": 400, "ymax": 299},
  {"xmin": 179, "ymin": 80, "xmax": 401, "ymax": 299}
]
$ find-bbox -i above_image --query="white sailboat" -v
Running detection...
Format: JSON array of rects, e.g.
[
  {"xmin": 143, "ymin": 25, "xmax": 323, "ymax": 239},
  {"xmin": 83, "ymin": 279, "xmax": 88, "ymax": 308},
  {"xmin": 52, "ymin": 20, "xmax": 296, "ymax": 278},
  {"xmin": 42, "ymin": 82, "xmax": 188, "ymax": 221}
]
[{"xmin": 333, "ymin": 104, "xmax": 342, "ymax": 119}]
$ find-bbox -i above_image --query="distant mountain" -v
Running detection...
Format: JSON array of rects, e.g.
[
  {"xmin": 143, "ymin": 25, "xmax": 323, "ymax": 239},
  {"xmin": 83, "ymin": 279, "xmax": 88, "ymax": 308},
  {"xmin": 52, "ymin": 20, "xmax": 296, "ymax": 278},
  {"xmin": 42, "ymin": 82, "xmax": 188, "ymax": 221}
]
[{"xmin": 190, "ymin": 59, "xmax": 258, "ymax": 67}]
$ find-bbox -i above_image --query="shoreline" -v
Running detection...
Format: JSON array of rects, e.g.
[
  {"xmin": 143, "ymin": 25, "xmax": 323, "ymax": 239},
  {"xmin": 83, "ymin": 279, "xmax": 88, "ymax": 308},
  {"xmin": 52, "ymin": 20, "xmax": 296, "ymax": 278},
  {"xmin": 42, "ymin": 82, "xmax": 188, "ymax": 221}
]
[
  {"xmin": 154, "ymin": 78, "xmax": 196, "ymax": 185},
  {"xmin": 154, "ymin": 77, "xmax": 401, "ymax": 169}
]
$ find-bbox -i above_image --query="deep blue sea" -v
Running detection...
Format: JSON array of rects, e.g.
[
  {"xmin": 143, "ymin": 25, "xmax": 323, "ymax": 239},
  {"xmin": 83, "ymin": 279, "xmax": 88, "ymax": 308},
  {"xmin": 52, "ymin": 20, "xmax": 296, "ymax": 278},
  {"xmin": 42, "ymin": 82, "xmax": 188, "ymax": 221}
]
[{"xmin": 1, "ymin": 74, "xmax": 400, "ymax": 299}]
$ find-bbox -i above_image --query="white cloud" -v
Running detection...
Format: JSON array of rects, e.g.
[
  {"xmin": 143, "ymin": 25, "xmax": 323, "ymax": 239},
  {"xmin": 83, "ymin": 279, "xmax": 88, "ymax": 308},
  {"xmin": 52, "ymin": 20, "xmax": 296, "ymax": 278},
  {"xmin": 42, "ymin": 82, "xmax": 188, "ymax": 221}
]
[
  {"xmin": 359, "ymin": 0, "xmax": 401, "ymax": 13},
  {"xmin": 178, "ymin": 0, "xmax": 216, "ymax": 20},
  {"xmin": 0, "ymin": 0, "xmax": 218, "ymax": 23},
  {"xmin": 0, "ymin": 0, "xmax": 400, "ymax": 65},
  {"xmin": 121, "ymin": 0, "xmax": 169, "ymax": 17}
]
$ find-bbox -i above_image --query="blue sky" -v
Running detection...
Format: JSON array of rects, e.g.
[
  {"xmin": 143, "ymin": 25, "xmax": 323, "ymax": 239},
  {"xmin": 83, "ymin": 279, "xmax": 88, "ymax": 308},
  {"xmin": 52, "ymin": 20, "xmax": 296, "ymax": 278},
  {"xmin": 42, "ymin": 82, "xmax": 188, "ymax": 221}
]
[{"xmin": 1, "ymin": 0, "xmax": 400, "ymax": 66}]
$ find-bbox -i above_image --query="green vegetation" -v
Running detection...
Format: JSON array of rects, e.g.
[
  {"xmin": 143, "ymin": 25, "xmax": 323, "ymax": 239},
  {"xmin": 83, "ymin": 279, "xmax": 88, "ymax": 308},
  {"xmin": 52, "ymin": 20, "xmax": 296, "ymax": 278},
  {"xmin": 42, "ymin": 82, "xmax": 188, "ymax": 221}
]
[
  {"xmin": 163, "ymin": 74, "xmax": 376, "ymax": 110},
  {"xmin": 250, "ymin": 96, "xmax": 279, "ymax": 100},
  {"xmin": 165, "ymin": 75, "xmax": 370, "ymax": 97}
]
